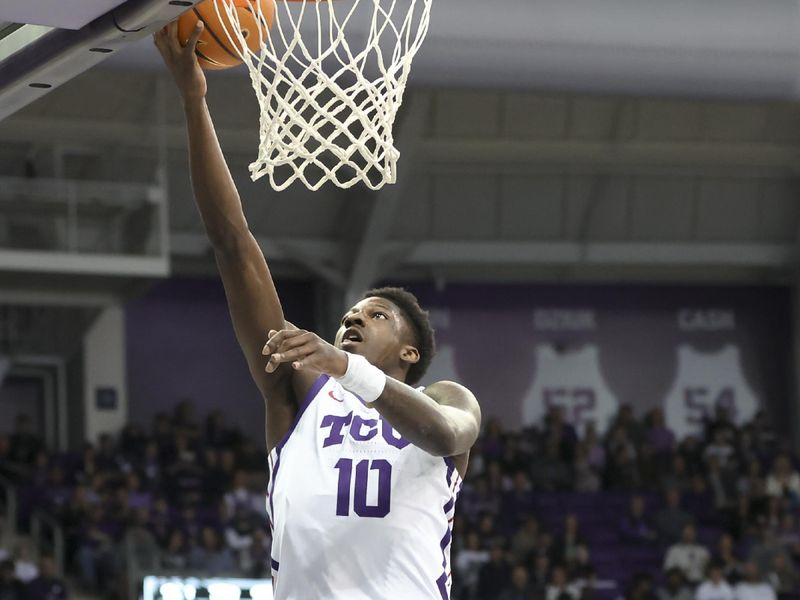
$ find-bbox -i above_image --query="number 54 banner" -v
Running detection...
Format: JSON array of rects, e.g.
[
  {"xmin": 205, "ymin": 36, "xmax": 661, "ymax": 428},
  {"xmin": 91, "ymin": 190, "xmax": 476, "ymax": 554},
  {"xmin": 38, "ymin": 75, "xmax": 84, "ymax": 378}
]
[{"xmin": 663, "ymin": 344, "xmax": 758, "ymax": 439}]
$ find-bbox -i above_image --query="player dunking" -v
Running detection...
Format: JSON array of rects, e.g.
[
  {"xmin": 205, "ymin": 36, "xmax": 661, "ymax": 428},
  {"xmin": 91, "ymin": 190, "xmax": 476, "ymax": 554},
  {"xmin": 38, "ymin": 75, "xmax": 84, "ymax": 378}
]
[{"xmin": 154, "ymin": 21, "xmax": 481, "ymax": 599}]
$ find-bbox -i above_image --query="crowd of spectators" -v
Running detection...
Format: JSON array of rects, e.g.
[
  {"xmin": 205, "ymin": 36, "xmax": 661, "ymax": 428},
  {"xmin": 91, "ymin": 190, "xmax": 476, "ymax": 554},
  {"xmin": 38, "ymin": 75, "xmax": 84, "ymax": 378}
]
[
  {"xmin": 0, "ymin": 403, "xmax": 271, "ymax": 599},
  {"xmin": 0, "ymin": 400, "xmax": 798, "ymax": 600},
  {"xmin": 450, "ymin": 405, "xmax": 798, "ymax": 600}
]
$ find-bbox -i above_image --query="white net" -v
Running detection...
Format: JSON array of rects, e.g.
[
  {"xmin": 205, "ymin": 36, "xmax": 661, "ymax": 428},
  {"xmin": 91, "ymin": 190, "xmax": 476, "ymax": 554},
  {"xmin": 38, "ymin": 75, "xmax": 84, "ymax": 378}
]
[{"xmin": 215, "ymin": 0, "xmax": 432, "ymax": 191}]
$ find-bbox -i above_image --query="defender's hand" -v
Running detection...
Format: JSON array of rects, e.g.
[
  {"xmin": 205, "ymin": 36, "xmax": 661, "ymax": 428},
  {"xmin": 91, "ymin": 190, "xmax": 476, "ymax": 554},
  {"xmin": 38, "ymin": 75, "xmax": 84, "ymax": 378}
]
[
  {"xmin": 153, "ymin": 20, "xmax": 207, "ymax": 101},
  {"xmin": 262, "ymin": 329, "xmax": 348, "ymax": 377}
]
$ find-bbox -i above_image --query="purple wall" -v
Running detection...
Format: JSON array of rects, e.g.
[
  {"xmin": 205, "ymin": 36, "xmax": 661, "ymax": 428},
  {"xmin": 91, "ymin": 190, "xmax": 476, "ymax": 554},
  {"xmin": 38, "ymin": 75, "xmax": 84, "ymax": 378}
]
[
  {"xmin": 407, "ymin": 283, "xmax": 793, "ymax": 437},
  {"xmin": 126, "ymin": 279, "xmax": 793, "ymax": 443},
  {"xmin": 125, "ymin": 277, "xmax": 315, "ymax": 443}
]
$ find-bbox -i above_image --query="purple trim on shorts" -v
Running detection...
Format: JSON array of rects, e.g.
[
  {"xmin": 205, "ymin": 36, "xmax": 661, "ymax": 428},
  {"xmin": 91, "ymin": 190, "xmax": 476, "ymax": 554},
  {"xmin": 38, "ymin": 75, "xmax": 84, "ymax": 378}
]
[
  {"xmin": 271, "ymin": 557, "xmax": 279, "ymax": 571},
  {"xmin": 436, "ymin": 459, "xmax": 456, "ymax": 600},
  {"xmin": 436, "ymin": 525, "xmax": 452, "ymax": 599},
  {"xmin": 443, "ymin": 457, "xmax": 455, "ymax": 486},
  {"xmin": 439, "ymin": 527, "xmax": 452, "ymax": 556},
  {"xmin": 443, "ymin": 497, "xmax": 455, "ymax": 514},
  {"xmin": 275, "ymin": 374, "xmax": 330, "ymax": 453},
  {"xmin": 436, "ymin": 573, "xmax": 449, "ymax": 600}
]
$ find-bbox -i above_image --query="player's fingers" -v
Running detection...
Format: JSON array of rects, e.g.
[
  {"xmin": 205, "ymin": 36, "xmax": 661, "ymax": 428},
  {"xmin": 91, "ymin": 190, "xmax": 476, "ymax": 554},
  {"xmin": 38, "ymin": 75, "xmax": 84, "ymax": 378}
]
[
  {"xmin": 186, "ymin": 20, "xmax": 204, "ymax": 53},
  {"xmin": 273, "ymin": 332, "xmax": 314, "ymax": 354},
  {"xmin": 166, "ymin": 20, "xmax": 182, "ymax": 52},
  {"xmin": 263, "ymin": 329, "xmax": 305, "ymax": 355},
  {"xmin": 265, "ymin": 343, "xmax": 316, "ymax": 373},
  {"xmin": 272, "ymin": 344, "xmax": 316, "ymax": 363},
  {"xmin": 152, "ymin": 27, "xmax": 169, "ymax": 52}
]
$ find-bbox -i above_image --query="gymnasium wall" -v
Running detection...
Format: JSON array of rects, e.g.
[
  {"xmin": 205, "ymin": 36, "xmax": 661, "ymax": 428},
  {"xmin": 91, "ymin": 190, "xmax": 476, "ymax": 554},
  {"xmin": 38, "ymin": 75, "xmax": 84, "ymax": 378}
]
[
  {"xmin": 125, "ymin": 278, "xmax": 793, "ymax": 443},
  {"xmin": 125, "ymin": 277, "xmax": 315, "ymax": 442},
  {"xmin": 413, "ymin": 283, "xmax": 793, "ymax": 438}
]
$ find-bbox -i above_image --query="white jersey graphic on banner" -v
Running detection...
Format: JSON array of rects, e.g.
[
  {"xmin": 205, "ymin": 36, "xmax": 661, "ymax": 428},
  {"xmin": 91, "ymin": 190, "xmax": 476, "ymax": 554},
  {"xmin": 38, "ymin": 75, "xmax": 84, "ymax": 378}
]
[
  {"xmin": 522, "ymin": 344, "xmax": 618, "ymax": 434},
  {"xmin": 663, "ymin": 344, "xmax": 759, "ymax": 439}
]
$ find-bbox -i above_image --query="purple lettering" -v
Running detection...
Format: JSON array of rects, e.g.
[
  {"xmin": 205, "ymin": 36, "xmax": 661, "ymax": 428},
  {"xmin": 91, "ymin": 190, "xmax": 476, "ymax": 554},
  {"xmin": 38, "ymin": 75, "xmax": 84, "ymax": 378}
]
[
  {"xmin": 334, "ymin": 458, "xmax": 392, "ymax": 518},
  {"xmin": 351, "ymin": 416, "xmax": 378, "ymax": 441},
  {"xmin": 321, "ymin": 412, "xmax": 353, "ymax": 447},
  {"xmin": 334, "ymin": 458, "xmax": 352, "ymax": 516},
  {"xmin": 380, "ymin": 419, "xmax": 410, "ymax": 449},
  {"xmin": 353, "ymin": 459, "xmax": 392, "ymax": 518}
]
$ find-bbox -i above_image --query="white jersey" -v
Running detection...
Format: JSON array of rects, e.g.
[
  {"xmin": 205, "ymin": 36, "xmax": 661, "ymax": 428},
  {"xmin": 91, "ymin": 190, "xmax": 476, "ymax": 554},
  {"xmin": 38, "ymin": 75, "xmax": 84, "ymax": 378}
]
[
  {"xmin": 522, "ymin": 344, "xmax": 619, "ymax": 434},
  {"xmin": 267, "ymin": 374, "xmax": 462, "ymax": 600},
  {"xmin": 663, "ymin": 344, "xmax": 759, "ymax": 439}
]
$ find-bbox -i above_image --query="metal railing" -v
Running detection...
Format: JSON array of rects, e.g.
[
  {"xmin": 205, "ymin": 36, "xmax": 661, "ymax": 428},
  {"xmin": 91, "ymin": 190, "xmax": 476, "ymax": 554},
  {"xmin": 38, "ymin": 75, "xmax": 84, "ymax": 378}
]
[{"xmin": 0, "ymin": 176, "xmax": 166, "ymax": 257}]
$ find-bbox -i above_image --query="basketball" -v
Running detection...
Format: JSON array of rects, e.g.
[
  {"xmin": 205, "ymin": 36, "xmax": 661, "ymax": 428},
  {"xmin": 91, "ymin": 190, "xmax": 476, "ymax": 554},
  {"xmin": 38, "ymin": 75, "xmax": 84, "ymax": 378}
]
[{"xmin": 177, "ymin": 0, "xmax": 275, "ymax": 71}]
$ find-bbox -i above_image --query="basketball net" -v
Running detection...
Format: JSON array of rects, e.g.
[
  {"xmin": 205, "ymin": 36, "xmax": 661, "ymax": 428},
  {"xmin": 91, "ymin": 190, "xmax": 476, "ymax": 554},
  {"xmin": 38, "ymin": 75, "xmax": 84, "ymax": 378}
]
[{"xmin": 215, "ymin": 0, "xmax": 432, "ymax": 191}]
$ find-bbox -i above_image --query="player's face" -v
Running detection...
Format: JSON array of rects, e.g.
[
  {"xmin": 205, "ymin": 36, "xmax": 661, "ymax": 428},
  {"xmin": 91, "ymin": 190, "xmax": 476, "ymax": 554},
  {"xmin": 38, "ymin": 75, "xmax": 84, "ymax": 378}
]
[{"xmin": 334, "ymin": 297, "xmax": 414, "ymax": 369}]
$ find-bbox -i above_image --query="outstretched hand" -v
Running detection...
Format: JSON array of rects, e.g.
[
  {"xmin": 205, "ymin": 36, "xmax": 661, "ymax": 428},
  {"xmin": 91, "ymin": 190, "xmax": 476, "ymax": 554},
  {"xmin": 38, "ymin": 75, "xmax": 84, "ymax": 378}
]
[
  {"xmin": 153, "ymin": 20, "xmax": 207, "ymax": 101},
  {"xmin": 262, "ymin": 329, "xmax": 348, "ymax": 378}
]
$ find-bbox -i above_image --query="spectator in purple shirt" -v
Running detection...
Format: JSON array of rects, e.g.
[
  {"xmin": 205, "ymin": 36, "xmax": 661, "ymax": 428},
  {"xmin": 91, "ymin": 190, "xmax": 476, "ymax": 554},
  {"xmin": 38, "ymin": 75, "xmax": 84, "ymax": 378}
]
[
  {"xmin": 125, "ymin": 473, "xmax": 152, "ymax": 510},
  {"xmin": 619, "ymin": 495, "xmax": 657, "ymax": 545},
  {"xmin": 646, "ymin": 408, "xmax": 675, "ymax": 456}
]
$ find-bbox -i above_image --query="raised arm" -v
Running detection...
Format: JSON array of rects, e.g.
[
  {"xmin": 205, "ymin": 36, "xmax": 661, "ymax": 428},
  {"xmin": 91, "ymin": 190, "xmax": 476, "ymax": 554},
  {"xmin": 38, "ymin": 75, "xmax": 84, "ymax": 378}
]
[{"xmin": 153, "ymin": 22, "xmax": 307, "ymax": 450}]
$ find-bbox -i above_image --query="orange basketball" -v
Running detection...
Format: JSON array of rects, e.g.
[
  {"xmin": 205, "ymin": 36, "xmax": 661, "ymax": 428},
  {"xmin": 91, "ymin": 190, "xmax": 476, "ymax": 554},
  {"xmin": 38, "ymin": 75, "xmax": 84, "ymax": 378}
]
[{"xmin": 177, "ymin": 0, "xmax": 275, "ymax": 71}]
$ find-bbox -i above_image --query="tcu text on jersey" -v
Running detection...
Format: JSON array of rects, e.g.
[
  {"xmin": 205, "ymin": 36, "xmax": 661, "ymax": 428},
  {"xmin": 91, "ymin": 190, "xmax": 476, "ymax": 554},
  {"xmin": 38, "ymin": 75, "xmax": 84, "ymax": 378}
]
[{"xmin": 320, "ymin": 411, "xmax": 410, "ymax": 449}]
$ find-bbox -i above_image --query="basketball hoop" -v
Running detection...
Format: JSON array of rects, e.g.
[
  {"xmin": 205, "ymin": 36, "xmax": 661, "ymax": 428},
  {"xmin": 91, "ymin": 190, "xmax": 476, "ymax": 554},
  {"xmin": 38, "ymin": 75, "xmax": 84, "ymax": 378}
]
[{"xmin": 214, "ymin": 0, "xmax": 432, "ymax": 191}]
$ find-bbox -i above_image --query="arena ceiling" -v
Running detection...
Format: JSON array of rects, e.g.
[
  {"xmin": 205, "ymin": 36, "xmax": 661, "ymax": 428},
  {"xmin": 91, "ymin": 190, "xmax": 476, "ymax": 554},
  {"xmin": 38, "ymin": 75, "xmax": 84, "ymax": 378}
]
[{"xmin": 0, "ymin": 0, "xmax": 799, "ymax": 308}]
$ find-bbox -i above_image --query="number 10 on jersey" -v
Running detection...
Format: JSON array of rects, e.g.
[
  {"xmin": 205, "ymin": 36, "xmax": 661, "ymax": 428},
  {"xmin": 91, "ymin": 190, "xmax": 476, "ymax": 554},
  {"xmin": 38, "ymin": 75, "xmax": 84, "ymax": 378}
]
[{"xmin": 335, "ymin": 458, "xmax": 392, "ymax": 518}]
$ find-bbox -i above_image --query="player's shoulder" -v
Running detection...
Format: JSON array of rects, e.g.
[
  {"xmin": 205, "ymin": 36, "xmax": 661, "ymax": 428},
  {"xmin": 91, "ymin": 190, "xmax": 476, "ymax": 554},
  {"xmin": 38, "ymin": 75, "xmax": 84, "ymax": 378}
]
[{"xmin": 422, "ymin": 380, "xmax": 479, "ymax": 412}]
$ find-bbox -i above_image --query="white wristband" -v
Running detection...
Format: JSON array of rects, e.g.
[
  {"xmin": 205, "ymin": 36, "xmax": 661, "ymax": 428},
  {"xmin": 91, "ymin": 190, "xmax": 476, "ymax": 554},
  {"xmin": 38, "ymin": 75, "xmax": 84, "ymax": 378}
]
[{"xmin": 336, "ymin": 352, "xmax": 386, "ymax": 404}]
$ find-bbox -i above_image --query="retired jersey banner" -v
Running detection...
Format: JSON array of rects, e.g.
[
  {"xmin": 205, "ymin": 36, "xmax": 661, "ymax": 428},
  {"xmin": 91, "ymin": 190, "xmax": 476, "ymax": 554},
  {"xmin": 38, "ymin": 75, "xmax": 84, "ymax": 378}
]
[
  {"xmin": 409, "ymin": 284, "xmax": 791, "ymax": 438},
  {"xmin": 125, "ymin": 280, "xmax": 791, "ymax": 442}
]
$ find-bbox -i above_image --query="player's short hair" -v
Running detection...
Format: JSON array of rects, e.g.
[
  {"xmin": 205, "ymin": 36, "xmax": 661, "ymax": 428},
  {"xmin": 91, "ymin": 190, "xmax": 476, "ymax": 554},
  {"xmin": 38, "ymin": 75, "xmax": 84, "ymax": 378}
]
[{"xmin": 363, "ymin": 286, "xmax": 435, "ymax": 386}]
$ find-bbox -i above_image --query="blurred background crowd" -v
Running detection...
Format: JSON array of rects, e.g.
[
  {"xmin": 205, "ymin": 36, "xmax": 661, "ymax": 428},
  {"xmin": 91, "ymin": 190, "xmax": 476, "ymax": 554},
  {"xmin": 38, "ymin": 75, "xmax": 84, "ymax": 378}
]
[{"xmin": 0, "ymin": 399, "xmax": 798, "ymax": 600}]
